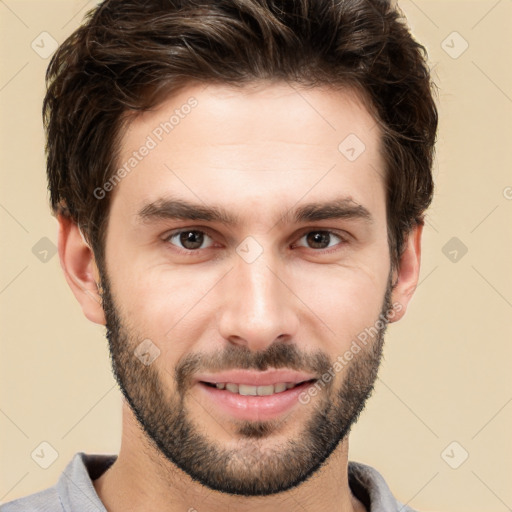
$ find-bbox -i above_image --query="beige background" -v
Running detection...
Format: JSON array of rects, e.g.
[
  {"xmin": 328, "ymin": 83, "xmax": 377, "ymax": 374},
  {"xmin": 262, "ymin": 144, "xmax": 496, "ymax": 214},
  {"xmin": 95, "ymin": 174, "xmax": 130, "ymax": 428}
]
[{"xmin": 1, "ymin": 1, "xmax": 511, "ymax": 511}]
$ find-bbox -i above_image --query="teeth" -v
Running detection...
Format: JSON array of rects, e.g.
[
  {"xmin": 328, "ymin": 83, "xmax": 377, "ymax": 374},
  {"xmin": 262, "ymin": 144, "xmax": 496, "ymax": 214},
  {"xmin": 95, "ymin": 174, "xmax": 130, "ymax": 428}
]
[
  {"xmin": 225, "ymin": 383, "xmax": 239, "ymax": 393},
  {"xmin": 273, "ymin": 382, "xmax": 287, "ymax": 393},
  {"xmin": 213, "ymin": 382, "xmax": 299, "ymax": 395},
  {"xmin": 239, "ymin": 384, "xmax": 258, "ymax": 396},
  {"xmin": 257, "ymin": 385, "xmax": 275, "ymax": 396}
]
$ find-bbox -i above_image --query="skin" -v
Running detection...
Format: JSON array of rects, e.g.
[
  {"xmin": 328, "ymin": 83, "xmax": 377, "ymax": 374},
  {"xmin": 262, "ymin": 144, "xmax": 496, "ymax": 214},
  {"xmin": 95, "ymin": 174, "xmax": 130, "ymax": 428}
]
[{"xmin": 57, "ymin": 82, "xmax": 422, "ymax": 512}]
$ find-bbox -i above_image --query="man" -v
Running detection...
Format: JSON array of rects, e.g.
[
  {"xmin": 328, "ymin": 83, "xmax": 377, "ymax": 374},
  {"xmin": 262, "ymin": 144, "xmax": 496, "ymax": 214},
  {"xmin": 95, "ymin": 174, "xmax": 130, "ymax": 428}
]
[{"xmin": 2, "ymin": 0, "xmax": 437, "ymax": 510}]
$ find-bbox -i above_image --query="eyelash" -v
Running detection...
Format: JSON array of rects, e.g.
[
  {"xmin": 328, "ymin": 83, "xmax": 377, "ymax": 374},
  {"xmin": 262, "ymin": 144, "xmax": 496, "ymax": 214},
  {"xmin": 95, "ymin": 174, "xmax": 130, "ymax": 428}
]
[{"xmin": 163, "ymin": 228, "xmax": 349, "ymax": 256}]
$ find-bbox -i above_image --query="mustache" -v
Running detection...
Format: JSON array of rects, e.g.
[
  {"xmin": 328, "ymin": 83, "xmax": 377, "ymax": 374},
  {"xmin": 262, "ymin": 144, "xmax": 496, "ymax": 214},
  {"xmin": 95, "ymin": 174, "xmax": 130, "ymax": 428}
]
[{"xmin": 174, "ymin": 342, "xmax": 332, "ymax": 394}]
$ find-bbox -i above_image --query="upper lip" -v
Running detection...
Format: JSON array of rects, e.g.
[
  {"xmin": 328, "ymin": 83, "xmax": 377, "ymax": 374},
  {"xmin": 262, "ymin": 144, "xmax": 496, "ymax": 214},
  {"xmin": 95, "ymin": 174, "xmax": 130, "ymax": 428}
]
[{"xmin": 196, "ymin": 369, "xmax": 317, "ymax": 387}]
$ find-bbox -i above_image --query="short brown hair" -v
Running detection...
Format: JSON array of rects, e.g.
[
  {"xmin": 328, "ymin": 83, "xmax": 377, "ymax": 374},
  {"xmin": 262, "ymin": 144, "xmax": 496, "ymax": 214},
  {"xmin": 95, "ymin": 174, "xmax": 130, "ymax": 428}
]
[{"xmin": 43, "ymin": 0, "xmax": 438, "ymax": 272}]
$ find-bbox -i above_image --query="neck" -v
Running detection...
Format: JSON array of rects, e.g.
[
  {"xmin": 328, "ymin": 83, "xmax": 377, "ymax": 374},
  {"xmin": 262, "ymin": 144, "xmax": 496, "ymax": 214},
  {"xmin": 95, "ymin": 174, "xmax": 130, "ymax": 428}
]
[{"xmin": 93, "ymin": 402, "xmax": 366, "ymax": 512}]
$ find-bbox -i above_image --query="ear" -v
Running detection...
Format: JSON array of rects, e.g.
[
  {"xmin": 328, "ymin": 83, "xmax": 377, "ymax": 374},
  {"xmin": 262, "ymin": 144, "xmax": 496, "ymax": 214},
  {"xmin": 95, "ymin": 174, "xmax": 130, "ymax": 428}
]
[
  {"xmin": 389, "ymin": 223, "xmax": 423, "ymax": 323},
  {"xmin": 57, "ymin": 214, "xmax": 106, "ymax": 325}
]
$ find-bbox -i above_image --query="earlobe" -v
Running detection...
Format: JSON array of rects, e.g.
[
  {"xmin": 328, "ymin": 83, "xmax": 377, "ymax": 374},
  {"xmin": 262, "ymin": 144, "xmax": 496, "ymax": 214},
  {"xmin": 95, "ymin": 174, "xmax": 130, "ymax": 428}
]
[
  {"xmin": 57, "ymin": 214, "xmax": 106, "ymax": 325},
  {"xmin": 389, "ymin": 223, "xmax": 423, "ymax": 323}
]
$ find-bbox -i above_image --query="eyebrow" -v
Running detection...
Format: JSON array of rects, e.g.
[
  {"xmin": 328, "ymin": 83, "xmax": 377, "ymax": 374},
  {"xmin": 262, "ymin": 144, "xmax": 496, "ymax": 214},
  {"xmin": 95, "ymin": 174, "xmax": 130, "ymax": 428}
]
[{"xmin": 136, "ymin": 196, "xmax": 373, "ymax": 226}]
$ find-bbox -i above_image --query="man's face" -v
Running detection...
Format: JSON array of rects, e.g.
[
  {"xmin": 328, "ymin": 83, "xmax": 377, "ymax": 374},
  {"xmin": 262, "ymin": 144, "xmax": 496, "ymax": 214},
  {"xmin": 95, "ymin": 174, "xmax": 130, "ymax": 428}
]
[{"xmin": 100, "ymin": 82, "xmax": 394, "ymax": 495}]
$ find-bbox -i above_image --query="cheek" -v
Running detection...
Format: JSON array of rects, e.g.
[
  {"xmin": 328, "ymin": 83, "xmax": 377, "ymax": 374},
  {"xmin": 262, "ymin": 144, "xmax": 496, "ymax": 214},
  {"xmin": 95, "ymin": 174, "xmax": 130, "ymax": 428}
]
[
  {"xmin": 112, "ymin": 263, "xmax": 221, "ymax": 346},
  {"xmin": 291, "ymin": 262, "xmax": 388, "ymax": 353}
]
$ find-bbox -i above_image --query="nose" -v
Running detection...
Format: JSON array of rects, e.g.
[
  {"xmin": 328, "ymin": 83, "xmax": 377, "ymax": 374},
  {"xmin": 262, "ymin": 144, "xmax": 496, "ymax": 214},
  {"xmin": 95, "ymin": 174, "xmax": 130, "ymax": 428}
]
[{"xmin": 217, "ymin": 251, "xmax": 299, "ymax": 352}]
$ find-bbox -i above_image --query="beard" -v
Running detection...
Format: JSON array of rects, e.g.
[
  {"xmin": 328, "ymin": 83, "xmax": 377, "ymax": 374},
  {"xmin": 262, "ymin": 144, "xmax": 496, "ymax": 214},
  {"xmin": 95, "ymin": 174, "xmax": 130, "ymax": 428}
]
[{"xmin": 99, "ymin": 268, "xmax": 393, "ymax": 497}]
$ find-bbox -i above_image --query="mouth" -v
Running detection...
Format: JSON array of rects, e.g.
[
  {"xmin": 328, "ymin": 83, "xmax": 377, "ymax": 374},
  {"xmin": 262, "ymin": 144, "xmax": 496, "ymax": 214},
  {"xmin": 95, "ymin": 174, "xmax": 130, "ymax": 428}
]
[
  {"xmin": 196, "ymin": 372, "xmax": 319, "ymax": 422},
  {"xmin": 200, "ymin": 380, "xmax": 317, "ymax": 396}
]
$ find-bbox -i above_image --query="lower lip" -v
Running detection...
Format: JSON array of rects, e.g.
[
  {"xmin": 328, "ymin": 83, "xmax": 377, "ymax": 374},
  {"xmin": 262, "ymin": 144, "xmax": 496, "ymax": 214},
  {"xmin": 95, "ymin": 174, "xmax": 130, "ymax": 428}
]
[{"xmin": 197, "ymin": 381, "xmax": 316, "ymax": 422}]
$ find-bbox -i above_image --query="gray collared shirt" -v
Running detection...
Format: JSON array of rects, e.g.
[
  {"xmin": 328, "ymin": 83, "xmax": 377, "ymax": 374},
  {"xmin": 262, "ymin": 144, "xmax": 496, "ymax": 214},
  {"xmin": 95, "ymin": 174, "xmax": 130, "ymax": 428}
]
[{"xmin": 1, "ymin": 452, "xmax": 418, "ymax": 511}]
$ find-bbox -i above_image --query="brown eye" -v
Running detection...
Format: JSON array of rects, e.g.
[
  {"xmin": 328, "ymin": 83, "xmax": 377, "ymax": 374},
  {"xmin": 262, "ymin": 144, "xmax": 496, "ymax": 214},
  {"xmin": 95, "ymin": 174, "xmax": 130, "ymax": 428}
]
[
  {"xmin": 166, "ymin": 230, "xmax": 213, "ymax": 250},
  {"xmin": 297, "ymin": 230, "xmax": 344, "ymax": 250},
  {"xmin": 306, "ymin": 231, "xmax": 330, "ymax": 249}
]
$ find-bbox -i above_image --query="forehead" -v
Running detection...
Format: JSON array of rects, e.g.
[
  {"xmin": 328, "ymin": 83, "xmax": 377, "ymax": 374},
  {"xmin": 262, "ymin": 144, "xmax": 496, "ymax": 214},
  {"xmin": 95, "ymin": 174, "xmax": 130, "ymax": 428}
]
[
  {"xmin": 124, "ymin": 81, "xmax": 380, "ymax": 152},
  {"xmin": 111, "ymin": 81, "xmax": 385, "ymax": 222}
]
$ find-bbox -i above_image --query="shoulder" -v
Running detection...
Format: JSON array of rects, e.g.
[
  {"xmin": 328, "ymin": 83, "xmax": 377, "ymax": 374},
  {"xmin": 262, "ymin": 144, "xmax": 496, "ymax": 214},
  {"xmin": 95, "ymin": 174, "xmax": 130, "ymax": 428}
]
[
  {"xmin": 0, "ymin": 486, "xmax": 62, "ymax": 512},
  {"xmin": 348, "ymin": 460, "xmax": 418, "ymax": 512},
  {"xmin": 1, "ymin": 452, "xmax": 115, "ymax": 512}
]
